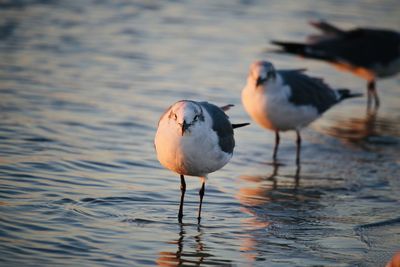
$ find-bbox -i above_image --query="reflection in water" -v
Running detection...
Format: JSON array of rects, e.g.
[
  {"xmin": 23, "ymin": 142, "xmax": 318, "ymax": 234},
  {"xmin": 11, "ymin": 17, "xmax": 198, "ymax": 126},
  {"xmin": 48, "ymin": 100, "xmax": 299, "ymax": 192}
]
[
  {"xmin": 157, "ymin": 222, "xmax": 263, "ymax": 266},
  {"xmin": 235, "ymin": 164, "xmax": 343, "ymax": 265},
  {"xmin": 235, "ymin": 164, "xmax": 301, "ymax": 262},
  {"xmin": 237, "ymin": 163, "xmax": 300, "ymax": 206},
  {"xmin": 156, "ymin": 225, "xmax": 210, "ymax": 267},
  {"xmin": 238, "ymin": 209, "xmax": 271, "ymax": 263},
  {"xmin": 1, "ymin": 0, "xmax": 399, "ymax": 265},
  {"xmin": 319, "ymin": 109, "xmax": 400, "ymax": 145}
]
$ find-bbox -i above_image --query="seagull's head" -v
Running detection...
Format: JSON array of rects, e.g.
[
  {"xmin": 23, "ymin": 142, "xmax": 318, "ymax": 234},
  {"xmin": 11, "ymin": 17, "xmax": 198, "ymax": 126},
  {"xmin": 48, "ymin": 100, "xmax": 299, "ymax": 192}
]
[
  {"xmin": 167, "ymin": 101, "xmax": 205, "ymax": 136},
  {"xmin": 248, "ymin": 61, "xmax": 276, "ymax": 87}
]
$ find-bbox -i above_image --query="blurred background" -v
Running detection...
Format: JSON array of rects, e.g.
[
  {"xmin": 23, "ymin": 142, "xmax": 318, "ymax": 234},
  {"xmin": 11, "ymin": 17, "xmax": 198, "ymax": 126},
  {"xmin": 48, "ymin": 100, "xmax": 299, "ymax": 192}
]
[{"xmin": 0, "ymin": 0, "xmax": 399, "ymax": 266}]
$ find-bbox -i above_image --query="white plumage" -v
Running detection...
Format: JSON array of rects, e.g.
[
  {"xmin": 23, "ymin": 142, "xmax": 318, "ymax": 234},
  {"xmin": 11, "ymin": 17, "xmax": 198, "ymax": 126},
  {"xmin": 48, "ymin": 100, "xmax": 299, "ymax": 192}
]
[
  {"xmin": 242, "ymin": 72, "xmax": 319, "ymax": 131},
  {"xmin": 155, "ymin": 101, "xmax": 232, "ymax": 176},
  {"xmin": 242, "ymin": 60, "xmax": 360, "ymax": 164},
  {"xmin": 155, "ymin": 100, "xmax": 248, "ymax": 223}
]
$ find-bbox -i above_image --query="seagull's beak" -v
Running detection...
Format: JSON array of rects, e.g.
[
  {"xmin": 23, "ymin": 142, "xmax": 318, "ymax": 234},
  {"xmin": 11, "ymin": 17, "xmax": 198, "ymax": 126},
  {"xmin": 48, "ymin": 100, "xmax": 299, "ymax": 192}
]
[
  {"xmin": 256, "ymin": 76, "xmax": 267, "ymax": 87},
  {"xmin": 180, "ymin": 120, "xmax": 190, "ymax": 136}
]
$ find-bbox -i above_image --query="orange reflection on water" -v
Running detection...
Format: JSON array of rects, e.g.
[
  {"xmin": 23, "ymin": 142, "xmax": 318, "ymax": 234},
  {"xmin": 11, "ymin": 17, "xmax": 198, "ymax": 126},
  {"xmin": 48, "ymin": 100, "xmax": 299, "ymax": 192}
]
[
  {"xmin": 317, "ymin": 109, "xmax": 400, "ymax": 145},
  {"xmin": 237, "ymin": 185, "xmax": 273, "ymax": 206},
  {"xmin": 239, "ymin": 209, "xmax": 271, "ymax": 262},
  {"xmin": 156, "ymin": 251, "xmax": 182, "ymax": 267},
  {"xmin": 234, "ymin": 164, "xmax": 300, "ymax": 264},
  {"xmin": 236, "ymin": 164, "xmax": 300, "ymax": 207},
  {"xmin": 386, "ymin": 251, "xmax": 400, "ymax": 267}
]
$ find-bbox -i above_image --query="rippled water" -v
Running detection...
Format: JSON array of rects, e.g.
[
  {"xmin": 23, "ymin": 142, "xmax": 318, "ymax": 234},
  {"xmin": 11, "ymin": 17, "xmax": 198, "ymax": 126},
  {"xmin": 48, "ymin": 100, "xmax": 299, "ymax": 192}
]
[{"xmin": 1, "ymin": 0, "xmax": 399, "ymax": 266}]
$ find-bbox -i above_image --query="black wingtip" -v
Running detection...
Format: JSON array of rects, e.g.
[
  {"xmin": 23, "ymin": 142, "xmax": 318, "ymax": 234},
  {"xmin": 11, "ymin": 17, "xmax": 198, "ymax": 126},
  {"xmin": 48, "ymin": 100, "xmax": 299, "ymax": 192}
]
[
  {"xmin": 232, "ymin": 123, "xmax": 250, "ymax": 129},
  {"xmin": 346, "ymin": 93, "xmax": 363, "ymax": 99},
  {"xmin": 337, "ymin": 89, "xmax": 363, "ymax": 101},
  {"xmin": 220, "ymin": 104, "xmax": 234, "ymax": 112}
]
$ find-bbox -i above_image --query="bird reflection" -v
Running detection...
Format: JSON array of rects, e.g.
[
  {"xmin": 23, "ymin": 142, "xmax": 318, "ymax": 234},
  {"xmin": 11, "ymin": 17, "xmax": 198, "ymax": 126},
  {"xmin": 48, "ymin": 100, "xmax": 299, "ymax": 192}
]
[
  {"xmin": 320, "ymin": 109, "xmax": 400, "ymax": 146},
  {"xmin": 234, "ymin": 163, "xmax": 301, "ymax": 261},
  {"xmin": 156, "ymin": 224, "xmax": 207, "ymax": 267},
  {"xmin": 237, "ymin": 163, "xmax": 300, "ymax": 207},
  {"xmin": 323, "ymin": 109, "xmax": 377, "ymax": 144}
]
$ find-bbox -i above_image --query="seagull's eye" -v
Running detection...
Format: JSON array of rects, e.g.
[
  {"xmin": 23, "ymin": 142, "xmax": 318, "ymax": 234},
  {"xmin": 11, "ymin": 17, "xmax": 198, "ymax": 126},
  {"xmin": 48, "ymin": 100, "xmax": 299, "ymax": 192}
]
[
  {"xmin": 193, "ymin": 115, "xmax": 199, "ymax": 121},
  {"xmin": 169, "ymin": 112, "xmax": 177, "ymax": 120}
]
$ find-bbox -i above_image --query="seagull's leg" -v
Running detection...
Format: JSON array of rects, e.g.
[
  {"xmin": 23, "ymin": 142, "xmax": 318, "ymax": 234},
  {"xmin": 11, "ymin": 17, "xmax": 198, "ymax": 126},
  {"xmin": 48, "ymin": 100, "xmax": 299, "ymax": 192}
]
[
  {"xmin": 178, "ymin": 174, "xmax": 186, "ymax": 223},
  {"xmin": 272, "ymin": 131, "xmax": 280, "ymax": 161},
  {"xmin": 367, "ymin": 80, "xmax": 380, "ymax": 110},
  {"xmin": 295, "ymin": 130, "xmax": 301, "ymax": 165},
  {"xmin": 371, "ymin": 80, "xmax": 380, "ymax": 108},
  {"xmin": 197, "ymin": 177, "xmax": 206, "ymax": 224},
  {"xmin": 294, "ymin": 163, "xmax": 301, "ymax": 188}
]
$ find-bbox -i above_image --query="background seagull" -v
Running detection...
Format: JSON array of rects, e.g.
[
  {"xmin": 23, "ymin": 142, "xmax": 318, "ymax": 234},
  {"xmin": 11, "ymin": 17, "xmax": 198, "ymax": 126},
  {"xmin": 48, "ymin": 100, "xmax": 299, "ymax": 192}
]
[
  {"xmin": 242, "ymin": 60, "xmax": 361, "ymax": 165},
  {"xmin": 271, "ymin": 20, "xmax": 400, "ymax": 109},
  {"xmin": 154, "ymin": 100, "xmax": 249, "ymax": 223}
]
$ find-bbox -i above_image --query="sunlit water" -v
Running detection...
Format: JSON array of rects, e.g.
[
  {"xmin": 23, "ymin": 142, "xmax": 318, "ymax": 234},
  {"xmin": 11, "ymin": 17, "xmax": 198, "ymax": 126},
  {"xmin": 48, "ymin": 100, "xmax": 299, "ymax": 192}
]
[{"xmin": 1, "ymin": 0, "xmax": 400, "ymax": 266}]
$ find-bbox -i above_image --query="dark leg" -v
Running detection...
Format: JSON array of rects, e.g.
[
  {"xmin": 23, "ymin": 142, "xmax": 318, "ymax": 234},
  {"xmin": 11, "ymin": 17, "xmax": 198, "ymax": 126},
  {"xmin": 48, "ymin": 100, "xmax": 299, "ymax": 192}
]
[
  {"xmin": 295, "ymin": 130, "xmax": 301, "ymax": 166},
  {"xmin": 197, "ymin": 178, "xmax": 206, "ymax": 224},
  {"xmin": 294, "ymin": 164, "xmax": 301, "ymax": 188},
  {"xmin": 267, "ymin": 162, "xmax": 279, "ymax": 189},
  {"xmin": 178, "ymin": 174, "xmax": 186, "ymax": 223},
  {"xmin": 367, "ymin": 80, "xmax": 379, "ymax": 109},
  {"xmin": 272, "ymin": 131, "xmax": 280, "ymax": 161},
  {"xmin": 372, "ymin": 84, "xmax": 380, "ymax": 108},
  {"xmin": 367, "ymin": 81, "xmax": 372, "ymax": 110}
]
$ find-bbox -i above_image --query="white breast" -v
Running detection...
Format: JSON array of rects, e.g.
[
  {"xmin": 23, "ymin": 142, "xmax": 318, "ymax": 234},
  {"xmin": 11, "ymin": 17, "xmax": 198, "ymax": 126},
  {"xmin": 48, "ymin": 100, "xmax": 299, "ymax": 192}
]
[{"xmin": 154, "ymin": 111, "xmax": 232, "ymax": 177}]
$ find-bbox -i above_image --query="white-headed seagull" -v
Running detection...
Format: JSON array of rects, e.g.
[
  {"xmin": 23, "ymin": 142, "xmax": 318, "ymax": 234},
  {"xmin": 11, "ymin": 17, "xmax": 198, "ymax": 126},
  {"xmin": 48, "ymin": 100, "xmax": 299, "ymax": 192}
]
[
  {"xmin": 154, "ymin": 100, "xmax": 249, "ymax": 223},
  {"xmin": 242, "ymin": 60, "xmax": 361, "ymax": 165}
]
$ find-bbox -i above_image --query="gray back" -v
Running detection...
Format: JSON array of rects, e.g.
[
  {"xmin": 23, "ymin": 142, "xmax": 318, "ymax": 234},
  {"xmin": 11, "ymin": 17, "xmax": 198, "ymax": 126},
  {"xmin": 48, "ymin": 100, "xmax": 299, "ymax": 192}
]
[
  {"xmin": 199, "ymin": 102, "xmax": 235, "ymax": 154},
  {"xmin": 279, "ymin": 70, "xmax": 338, "ymax": 113}
]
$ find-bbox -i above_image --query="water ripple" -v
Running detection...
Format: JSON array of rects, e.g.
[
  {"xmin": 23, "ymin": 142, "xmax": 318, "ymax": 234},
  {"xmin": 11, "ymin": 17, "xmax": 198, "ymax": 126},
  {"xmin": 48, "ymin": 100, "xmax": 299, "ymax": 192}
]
[{"xmin": 0, "ymin": 1, "xmax": 399, "ymax": 266}]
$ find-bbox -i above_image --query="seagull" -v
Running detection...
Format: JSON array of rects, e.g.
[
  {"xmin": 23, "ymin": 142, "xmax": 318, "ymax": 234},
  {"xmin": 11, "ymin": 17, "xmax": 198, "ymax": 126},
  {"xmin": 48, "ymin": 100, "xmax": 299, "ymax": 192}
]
[
  {"xmin": 242, "ymin": 60, "xmax": 361, "ymax": 164},
  {"xmin": 271, "ymin": 21, "xmax": 400, "ymax": 108},
  {"xmin": 154, "ymin": 100, "xmax": 249, "ymax": 223}
]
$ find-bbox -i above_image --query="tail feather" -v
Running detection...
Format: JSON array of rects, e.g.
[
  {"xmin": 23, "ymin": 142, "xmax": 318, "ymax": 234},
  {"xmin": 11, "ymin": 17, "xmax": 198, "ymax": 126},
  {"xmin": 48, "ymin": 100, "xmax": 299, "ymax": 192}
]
[
  {"xmin": 309, "ymin": 20, "xmax": 344, "ymax": 35},
  {"xmin": 220, "ymin": 104, "xmax": 234, "ymax": 112},
  {"xmin": 232, "ymin": 123, "xmax": 250, "ymax": 129},
  {"xmin": 337, "ymin": 89, "xmax": 363, "ymax": 101},
  {"xmin": 271, "ymin": 41, "xmax": 308, "ymax": 55},
  {"xmin": 271, "ymin": 40, "xmax": 338, "ymax": 62}
]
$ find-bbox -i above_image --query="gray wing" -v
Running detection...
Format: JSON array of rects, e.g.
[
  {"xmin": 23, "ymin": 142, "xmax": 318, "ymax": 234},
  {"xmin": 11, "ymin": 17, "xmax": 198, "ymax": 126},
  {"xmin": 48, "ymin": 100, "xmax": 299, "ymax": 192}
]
[
  {"xmin": 199, "ymin": 102, "xmax": 234, "ymax": 154},
  {"xmin": 279, "ymin": 70, "xmax": 338, "ymax": 113}
]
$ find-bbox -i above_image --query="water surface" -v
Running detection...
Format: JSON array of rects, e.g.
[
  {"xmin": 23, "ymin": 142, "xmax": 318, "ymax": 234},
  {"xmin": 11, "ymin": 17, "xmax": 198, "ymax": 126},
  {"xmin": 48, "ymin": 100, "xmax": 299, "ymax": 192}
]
[{"xmin": 1, "ymin": 0, "xmax": 400, "ymax": 266}]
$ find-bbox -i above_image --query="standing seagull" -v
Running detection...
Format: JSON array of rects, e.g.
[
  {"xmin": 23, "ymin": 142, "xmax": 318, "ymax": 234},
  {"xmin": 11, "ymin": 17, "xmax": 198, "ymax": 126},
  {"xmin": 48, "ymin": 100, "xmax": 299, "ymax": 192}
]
[
  {"xmin": 242, "ymin": 60, "xmax": 361, "ymax": 164},
  {"xmin": 154, "ymin": 100, "xmax": 249, "ymax": 223},
  {"xmin": 271, "ymin": 21, "xmax": 400, "ymax": 108}
]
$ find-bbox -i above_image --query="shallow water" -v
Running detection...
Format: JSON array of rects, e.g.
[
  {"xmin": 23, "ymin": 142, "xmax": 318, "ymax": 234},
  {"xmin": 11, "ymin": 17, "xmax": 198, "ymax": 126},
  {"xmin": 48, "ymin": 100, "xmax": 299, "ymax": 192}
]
[{"xmin": 1, "ymin": 0, "xmax": 399, "ymax": 266}]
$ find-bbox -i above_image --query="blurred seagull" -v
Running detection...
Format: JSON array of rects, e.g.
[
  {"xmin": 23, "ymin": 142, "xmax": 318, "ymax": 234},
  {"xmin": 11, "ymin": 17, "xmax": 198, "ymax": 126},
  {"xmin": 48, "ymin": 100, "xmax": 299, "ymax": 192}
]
[
  {"xmin": 271, "ymin": 21, "xmax": 400, "ymax": 108},
  {"xmin": 242, "ymin": 60, "xmax": 361, "ymax": 164},
  {"xmin": 154, "ymin": 100, "xmax": 249, "ymax": 223}
]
